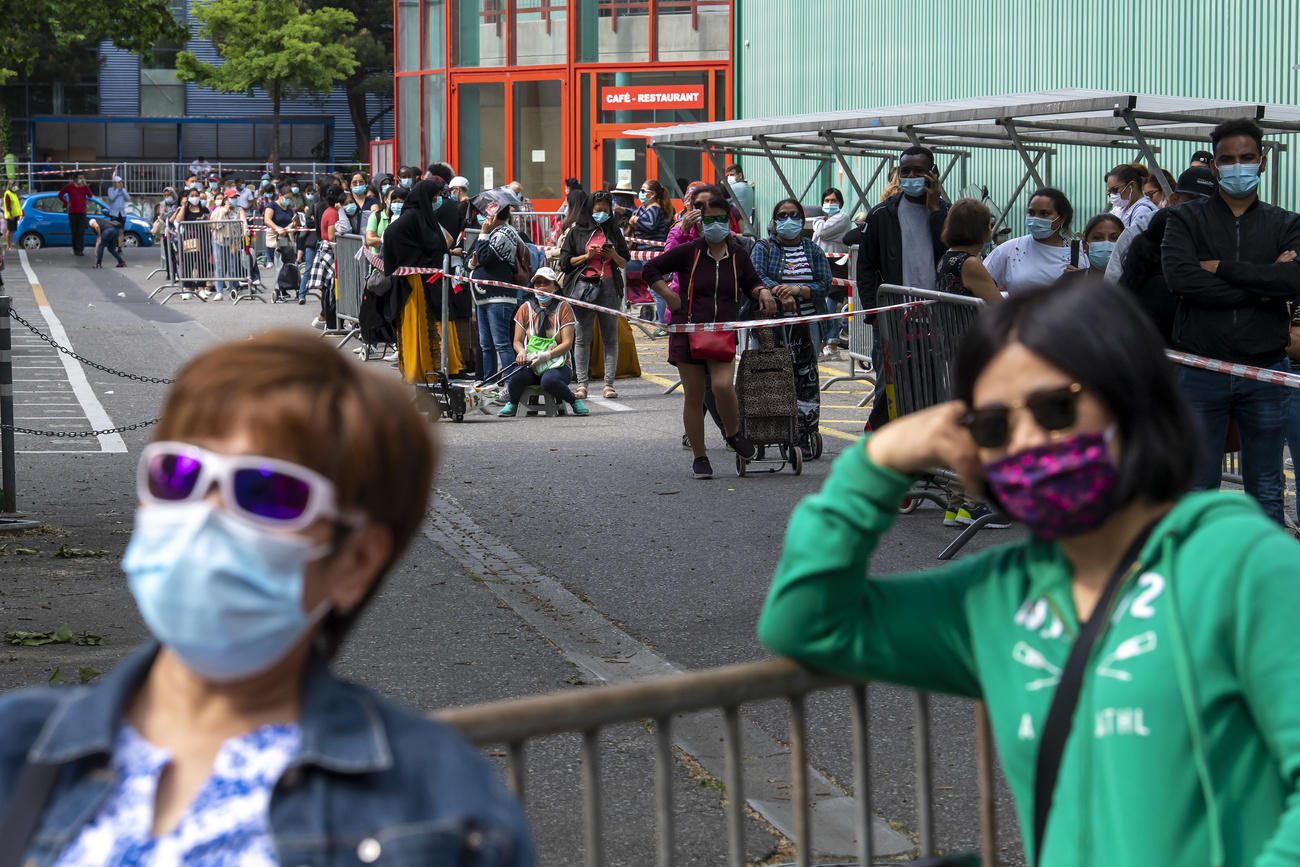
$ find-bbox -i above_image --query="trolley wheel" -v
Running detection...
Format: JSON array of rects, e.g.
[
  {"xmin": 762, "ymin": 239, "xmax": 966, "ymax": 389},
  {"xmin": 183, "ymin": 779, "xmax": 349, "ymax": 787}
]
[
  {"xmin": 735, "ymin": 453, "xmax": 747, "ymax": 477},
  {"xmin": 811, "ymin": 432, "xmax": 824, "ymax": 459},
  {"xmin": 790, "ymin": 445, "xmax": 803, "ymax": 476},
  {"xmin": 899, "ymin": 496, "xmax": 921, "ymax": 514},
  {"xmin": 453, "ymin": 412, "xmax": 465, "ymax": 423}
]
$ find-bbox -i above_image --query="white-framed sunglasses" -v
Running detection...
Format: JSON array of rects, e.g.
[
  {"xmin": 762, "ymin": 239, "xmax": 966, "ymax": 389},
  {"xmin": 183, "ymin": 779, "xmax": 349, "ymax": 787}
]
[{"xmin": 137, "ymin": 441, "xmax": 361, "ymax": 532}]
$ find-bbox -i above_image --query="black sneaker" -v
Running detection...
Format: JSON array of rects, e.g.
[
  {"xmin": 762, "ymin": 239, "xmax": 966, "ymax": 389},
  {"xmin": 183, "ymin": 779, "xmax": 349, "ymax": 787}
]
[
  {"xmin": 725, "ymin": 432, "xmax": 756, "ymax": 460},
  {"xmin": 681, "ymin": 433, "xmax": 691, "ymax": 450},
  {"xmin": 692, "ymin": 456, "xmax": 713, "ymax": 479}
]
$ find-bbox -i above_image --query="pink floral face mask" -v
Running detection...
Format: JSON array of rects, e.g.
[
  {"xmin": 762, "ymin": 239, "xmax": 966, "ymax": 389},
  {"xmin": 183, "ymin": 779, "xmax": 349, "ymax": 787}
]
[{"xmin": 982, "ymin": 429, "xmax": 1118, "ymax": 539}]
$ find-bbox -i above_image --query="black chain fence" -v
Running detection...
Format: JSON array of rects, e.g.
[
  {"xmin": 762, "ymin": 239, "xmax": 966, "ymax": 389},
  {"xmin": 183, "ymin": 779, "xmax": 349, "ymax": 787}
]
[{"xmin": 2, "ymin": 307, "xmax": 167, "ymax": 437}]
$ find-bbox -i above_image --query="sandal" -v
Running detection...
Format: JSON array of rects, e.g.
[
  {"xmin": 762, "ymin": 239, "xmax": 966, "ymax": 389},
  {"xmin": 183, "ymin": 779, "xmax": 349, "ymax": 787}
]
[
  {"xmin": 603, "ymin": 385, "xmax": 618, "ymax": 399},
  {"xmin": 575, "ymin": 385, "xmax": 588, "ymax": 399}
]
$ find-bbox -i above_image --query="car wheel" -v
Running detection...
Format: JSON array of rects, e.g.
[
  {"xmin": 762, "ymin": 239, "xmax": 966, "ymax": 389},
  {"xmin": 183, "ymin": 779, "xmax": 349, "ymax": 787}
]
[
  {"xmin": 19, "ymin": 232, "xmax": 42, "ymax": 250},
  {"xmin": 121, "ymin": 232, "xmax": 142, "ymax": 248}
]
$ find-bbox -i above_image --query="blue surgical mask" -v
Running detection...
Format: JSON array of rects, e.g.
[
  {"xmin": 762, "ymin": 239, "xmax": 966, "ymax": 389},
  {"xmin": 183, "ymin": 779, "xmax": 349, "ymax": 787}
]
[
  {"xmin": 637, "ymin": 191, "xmax": 650, "ymax": 204},
  {"xmin": 352, "ymin": 184, "xmax": 367, "ymax": 196},
  {"xmin": 1087, "ymin": 241, "xmax": 1115, "ymax": 269},
  {"xmin": 477, "ymin": 214, "xmax": 486, "ymax": 225},
  {"xmin": 431, "ymin": 196, "xmax": 442, "ymax": 209},
  {"xmin": 123, "ymin": 504, "xmax": 331, "ymax": 682},
  {"xmin": 822, "ymin": 204, "xmax": 840, "ymax": 216},
  {"xmin": 291, "ymin": 186, "xmax": 300, "ymax": 194},
  {"xmin": 389, "ymin": 202, "xmax": 403, "ymax": 216},
  {"xmin": 400, "ymin": 178, "xmax": 413, "ymax": 189},
  {"xmin": 1025, "ymin": 216, "xmax": 1057, "ymax": 240},
  {"xmin": 534, "ymin": 290, "xmax": 554, "ymax": 305},
  {"xmin": 899, "ymin": 177, "xmax": 927, "ymax": 198},
  {"xmin": 702, "ymin": 221, "xmax": 731, "ymax": 243},
  {"xmin": 775, "ymin": 217, "xmax": 802, "ymax": 240},
  {"xmin": 1217, "ymin": 162, "xmax": 1261, "ymax": 197},
  {"xmin": 592, "ymin": 210, "xmax": 610, "ymax": 224},
  {"xmin": 344, "ymin": 202, "xmax": 359, "ymax": 216},
  {"xmin": 381, "ymin": 184, "xmax": 391, "ymax": 197},
  {"xmin": 305, "ymin": 193, "xmax": 317, "ymax": 203}
]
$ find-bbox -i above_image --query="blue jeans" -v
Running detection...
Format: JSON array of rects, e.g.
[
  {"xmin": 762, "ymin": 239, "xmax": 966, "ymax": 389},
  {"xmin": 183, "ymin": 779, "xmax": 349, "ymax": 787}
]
[
  {"xmin": 1288, "ymin": 359, "xmax": 1300, "ymax": 473},
  {"xmin": 1178, "ymin": 363, "xmax": 1288, "ymax": 524},
  {"xmin": 212, "ymin": 243, "xmax": 237, "ymax": 294},
  {"xmin": 506, "ymin": 364, "xmax": 576, "ymax": 406},
  {"xmin": 298, "ymin": 245, "xmax": 316, "ymax": 299},
  {"xmin": 476, "ymin": 302, "xmax": 516, "ymax": 380}
]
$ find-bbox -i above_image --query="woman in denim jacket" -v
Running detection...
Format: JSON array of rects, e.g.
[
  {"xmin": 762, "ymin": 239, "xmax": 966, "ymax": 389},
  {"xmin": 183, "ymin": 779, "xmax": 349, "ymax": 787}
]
[{"xmin": 0, "ymin": 331, "xmax": 534, "ymax": 866}]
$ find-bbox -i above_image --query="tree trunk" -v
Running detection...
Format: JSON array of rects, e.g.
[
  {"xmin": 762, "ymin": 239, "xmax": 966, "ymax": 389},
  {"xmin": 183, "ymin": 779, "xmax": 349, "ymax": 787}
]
[
  {"xmin": 347, "ymin": 87, "xmax": 369, "ymax": 164},
  {"xmin": 271, "ymin": 80, "xmax": 282, "ymax": 175}
]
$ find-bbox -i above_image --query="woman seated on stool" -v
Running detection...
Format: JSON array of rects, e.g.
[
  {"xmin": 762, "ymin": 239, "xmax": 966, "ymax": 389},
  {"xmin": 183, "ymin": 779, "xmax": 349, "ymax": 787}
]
[{"xmin": 499, "ymin": 267, "xmax": 590, "ymax": 418}]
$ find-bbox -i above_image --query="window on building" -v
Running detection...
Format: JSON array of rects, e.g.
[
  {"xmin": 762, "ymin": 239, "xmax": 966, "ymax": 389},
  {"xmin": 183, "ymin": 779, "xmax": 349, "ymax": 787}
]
[
  {"xmin": 514, "ymin": 0, "xmax": 566, "ymax": 66},
  {"xmin": 423, "ymin": 0, "xmax": 445, "ymax": 69},
  {"xmin": 453, "ymin": 0, "xmax": 507, "ymax": 67},
  {"xmin": 657, "ymin": 0, "xmax": 728, "ymax": 61},
  {"xmin": 140, "ymin": 69, "xmax": 185, "ymax": 117},
  {"xmin": 457, "ymin": 82, "xmax": 505, "ymax": 190},
  {"xmin": 422, "ymin": 73, "xmax": 446, "ymax": 163},
  {"xmin": 398, "ymin": 76, "xmax": 421, "ymax": 166},
  {"xmin": 577, "ymin": 0, "xmax": 728, "ymax": 63},
  {"xmin": 397, "ymin": 0, "xmax": 421, "ymax": 72},
  {"xmin": 512, "ymin": 80, "xmax": 562, "ymax": 200}
]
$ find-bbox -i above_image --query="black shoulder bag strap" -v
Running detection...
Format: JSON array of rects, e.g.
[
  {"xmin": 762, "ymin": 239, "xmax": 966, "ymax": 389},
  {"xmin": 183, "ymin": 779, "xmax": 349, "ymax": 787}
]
[
  {"xmin": 1031, "ymin": 520, "xmax": 1158, "ymax": 866},
  {"xmin": 0, "ymin": 760, "xmax": 61, "ymax": 867}
]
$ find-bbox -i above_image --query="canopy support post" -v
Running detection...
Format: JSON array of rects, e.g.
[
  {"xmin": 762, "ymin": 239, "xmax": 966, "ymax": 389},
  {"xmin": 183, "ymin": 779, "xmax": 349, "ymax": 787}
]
[
  {"xmin": 821, "ymin": 132, "xmax": 871, "ymax": 217},
  {"xmin": 757, "ymin": 135, "xmax": 801, "ymax": 202},
  {"xmin": 1121, "ymin": 110, "xmax": 1173, "ymax": 197},
  {"xmin": 998, "ymin": 119, "xmax": 1047, "ymax": 190},
  {"xmin": 704, "ymin": 146, "xmax": 757, "ymax": 236}
]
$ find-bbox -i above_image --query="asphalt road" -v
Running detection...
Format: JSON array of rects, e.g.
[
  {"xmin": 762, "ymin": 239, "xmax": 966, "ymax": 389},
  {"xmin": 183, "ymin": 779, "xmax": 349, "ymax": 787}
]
[{"xmin": 0, "ymin": 244, "xmax": 1028, "ymax": 865}]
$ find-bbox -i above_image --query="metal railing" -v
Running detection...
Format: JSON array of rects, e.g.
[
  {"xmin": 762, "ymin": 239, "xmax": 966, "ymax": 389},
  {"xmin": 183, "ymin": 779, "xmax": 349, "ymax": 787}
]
[
  {"xmin": 334, "ymin": 233, "xmax": 366, "ymax": 350},
  {"xmin": 149, "ymin": 219, "xmax": 262, "ymax": 305},
  {"xmin": 8, "ymin": 162, "xmax": 369, "ymax": 197},
  {"xmin": 434, "ymin": 657, "xmax": 999, "ymax": 867},
  {"xmin": 511, "ymin": 209, "xmax": 563, "ymax": 247},
  {"xmin": 0, "ymin": 295, "xmax": 15, "ymax": 513}
]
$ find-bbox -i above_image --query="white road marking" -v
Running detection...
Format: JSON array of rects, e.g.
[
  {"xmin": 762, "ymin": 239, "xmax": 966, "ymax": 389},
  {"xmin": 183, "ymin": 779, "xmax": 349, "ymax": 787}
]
[
  {"xmin": 18, "ymin": 251, "xmax": 126, "ymax": 453},
  {"xmin": 584, "ymin": 396, "xmax": 633, "ymax": 412}
]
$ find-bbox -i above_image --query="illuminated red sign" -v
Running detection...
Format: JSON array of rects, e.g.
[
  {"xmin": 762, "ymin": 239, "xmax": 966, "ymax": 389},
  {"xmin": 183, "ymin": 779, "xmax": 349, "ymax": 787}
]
[{"xmin": 601, "ymin": 85, "xmax": 705, "ymax": 110}]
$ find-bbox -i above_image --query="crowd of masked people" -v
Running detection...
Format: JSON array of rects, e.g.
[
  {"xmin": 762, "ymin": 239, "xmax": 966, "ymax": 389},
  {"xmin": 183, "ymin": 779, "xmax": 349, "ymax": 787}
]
[{"xmin": 844, "ymin": 117, "xmax": 1300, "ymax": 529}]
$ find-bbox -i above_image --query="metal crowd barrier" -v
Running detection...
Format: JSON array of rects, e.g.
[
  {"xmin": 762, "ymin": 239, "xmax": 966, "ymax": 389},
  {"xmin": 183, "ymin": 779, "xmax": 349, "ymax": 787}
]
[
  {"xmin": 0, "ymin": 295, "xmax": 15, "ymax": 513},
  {"xmin": 511, "ymin": 210, "xmax": 563, "ymax": 247},
  {"xmin": 150, "ymin": 219, "xmax": 262, "ymax": 306},
  {"xmin": 333, "ymin": 233, "xmax": 366, "ymax": 351},
  {"xmin": 820, "ymin": 299, "xmax": 875, "ymax": 405},
  {"xmin": 876, "ymin": 284, "xmax": 995, "ymax": 559},
  {"xmin": 434, "ymin": 657, "xmax": 999, "ymax": 867}
]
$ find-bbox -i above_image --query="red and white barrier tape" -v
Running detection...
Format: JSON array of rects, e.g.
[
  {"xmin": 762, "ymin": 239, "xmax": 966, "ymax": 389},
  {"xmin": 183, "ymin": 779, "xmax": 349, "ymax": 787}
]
[
  {"xmin": 1165, "ymin": 350, "xmax": 1300, "ymax": 388},
  {"xmin": 362, "ymin": 247, "xmax": 920, "ymax": 333},
  {"xmin": 29, "ymin": 165, "xmax": 118, "ymax": 176}
]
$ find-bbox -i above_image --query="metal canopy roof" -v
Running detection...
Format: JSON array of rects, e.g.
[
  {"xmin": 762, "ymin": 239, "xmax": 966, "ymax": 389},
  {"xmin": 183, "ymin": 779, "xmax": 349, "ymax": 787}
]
[
  {"xmin": 633, "ymin": 90, "xmax": 1300, "ymax": 236},
  {"xmin": 633, "ymin": 89, "xmax": 1300, "ymax": 154}
]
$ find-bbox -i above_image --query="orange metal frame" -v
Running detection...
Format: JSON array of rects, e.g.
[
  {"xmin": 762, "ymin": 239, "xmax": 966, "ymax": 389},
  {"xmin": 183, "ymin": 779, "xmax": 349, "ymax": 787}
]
[{"xmin": 394, "ymin": 0, "xmax": 733, "ymax": 210}]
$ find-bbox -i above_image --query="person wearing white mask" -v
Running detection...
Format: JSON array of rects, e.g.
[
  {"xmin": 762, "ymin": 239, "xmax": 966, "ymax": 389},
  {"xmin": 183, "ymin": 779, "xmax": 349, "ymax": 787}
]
[
  {"xmin": 0, "ymin": 332, "xmax": 533, "ymax": 863},
  {"xmin": 498, "ymin": 267, "xmax": 587, "ymax": 417},
  {"xmin": 812, "ymin": 186, "xmax": 851, "ymax": 358},
  {"xmin": 984, "ymin": 187, "xmax": 1087, "ymax": 295},
  {"xmin": 1105, "ymin": 163, "xmax": 1159, "ymax": 230}
]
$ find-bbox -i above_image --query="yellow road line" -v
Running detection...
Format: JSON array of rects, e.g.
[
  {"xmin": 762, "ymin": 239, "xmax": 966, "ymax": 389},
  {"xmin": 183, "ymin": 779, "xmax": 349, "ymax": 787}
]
[
  {"xmin": 821, "ymin": 428, "xmax": 863, "ymax": 444},
  {"xmin": 29, "ymin": 279, "xmax": 49, "ymax": 306},
  {"xmin": 639, "ymin": 371, "xmax": 679, "ymax": 388}
]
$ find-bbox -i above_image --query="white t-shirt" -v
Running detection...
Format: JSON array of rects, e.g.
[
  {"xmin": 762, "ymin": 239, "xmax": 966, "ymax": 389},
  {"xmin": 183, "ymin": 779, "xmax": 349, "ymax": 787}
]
[{"xmin": 983, "ymin": 235, "xmax": 1088, "ymax": 295}]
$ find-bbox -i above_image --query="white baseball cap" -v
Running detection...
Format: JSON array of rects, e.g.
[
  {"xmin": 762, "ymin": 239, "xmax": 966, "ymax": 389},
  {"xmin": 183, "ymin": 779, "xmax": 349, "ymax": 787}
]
[
  {"xmin": 531, "ymin": 266, "xmax": 559, "ymax": 284},
  {"xmin": 450, "ymin": 176, "xmax": 469, "ymax": 189}
]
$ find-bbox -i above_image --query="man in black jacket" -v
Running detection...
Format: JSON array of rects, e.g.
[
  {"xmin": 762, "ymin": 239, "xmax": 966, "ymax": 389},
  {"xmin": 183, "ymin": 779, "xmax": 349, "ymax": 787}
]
[
  {"xmin": 1162, "ymin": 118, "xmax": 1300, "ymax": 523},
  {"xmin": 858, "ymin": 145, "xmax": 949, "ymax": 429}
]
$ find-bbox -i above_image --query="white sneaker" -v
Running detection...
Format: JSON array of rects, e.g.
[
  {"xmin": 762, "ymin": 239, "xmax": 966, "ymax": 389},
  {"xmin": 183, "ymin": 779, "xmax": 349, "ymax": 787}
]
[
  {"xmin": 198, "ymin": 289, "xmax": 212, "ymax": 301},
  {"xmin": 310, "ymin": 318, "xmax": 326, "ymax": 331}
]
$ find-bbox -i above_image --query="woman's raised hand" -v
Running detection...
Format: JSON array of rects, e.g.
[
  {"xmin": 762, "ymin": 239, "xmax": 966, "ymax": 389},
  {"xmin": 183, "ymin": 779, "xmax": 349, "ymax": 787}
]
[{"xmin": 864, "ymin": 401, "xmax": 983, "ymax": 492}]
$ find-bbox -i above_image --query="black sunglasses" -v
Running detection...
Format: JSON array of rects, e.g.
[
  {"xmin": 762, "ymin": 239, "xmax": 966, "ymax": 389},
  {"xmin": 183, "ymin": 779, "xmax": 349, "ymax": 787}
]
[
  {"xmin": 961, "ymin": 383, "xmax": 1083, "ymax": 449},
  {"xmin": 775, "ymin": 210, "xmax": 802, "ymax": 220}
]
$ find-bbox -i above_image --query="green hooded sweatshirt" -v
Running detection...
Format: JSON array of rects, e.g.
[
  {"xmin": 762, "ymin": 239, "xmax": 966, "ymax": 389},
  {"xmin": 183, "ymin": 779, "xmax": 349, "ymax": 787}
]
[{"xmin": 758, "ymin": 437, "xmax": 1300, "ymax": 866}]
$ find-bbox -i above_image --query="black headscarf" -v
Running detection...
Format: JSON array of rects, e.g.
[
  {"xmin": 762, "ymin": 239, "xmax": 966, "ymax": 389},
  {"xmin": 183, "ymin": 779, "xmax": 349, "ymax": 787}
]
[{"xmin": 382, "ymin": 178, "xmax": 447, "ymax": 274}]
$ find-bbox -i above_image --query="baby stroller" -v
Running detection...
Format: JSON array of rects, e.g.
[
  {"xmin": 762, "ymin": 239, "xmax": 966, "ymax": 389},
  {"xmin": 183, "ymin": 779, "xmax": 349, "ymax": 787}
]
[{"xmin": 734, "ymin": 327, "xmax": 802, "ymax": 477}]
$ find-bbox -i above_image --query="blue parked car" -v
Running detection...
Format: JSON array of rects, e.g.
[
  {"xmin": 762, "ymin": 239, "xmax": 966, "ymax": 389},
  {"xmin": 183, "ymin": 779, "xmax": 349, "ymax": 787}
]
[{"xmin": 16, "ymin": 193, "xmax": 155, "ymax": 250}]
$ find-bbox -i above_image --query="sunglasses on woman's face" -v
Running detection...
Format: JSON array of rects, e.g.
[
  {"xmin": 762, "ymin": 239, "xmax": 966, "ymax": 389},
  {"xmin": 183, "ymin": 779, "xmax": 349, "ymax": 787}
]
[
  {"xmin": 961, "ymin": 383, "xmax": 1084, "ymax": 449},
  {"xmin": 138, "ymin": 441, "xmax": 358, "ymax": 532},
  {"xmin": 775, "ymin": 211, "xmax": 802, "ymax": 221},
  {"xmin": 700, "ymin": 214, "xmax": 729, "ymax": 225}
]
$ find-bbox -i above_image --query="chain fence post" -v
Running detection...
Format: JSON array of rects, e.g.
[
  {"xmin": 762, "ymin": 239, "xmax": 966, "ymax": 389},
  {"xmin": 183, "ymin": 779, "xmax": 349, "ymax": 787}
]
[{"xmin": 1, "ymin": 294, "xmax": 16, "ymax": 512}]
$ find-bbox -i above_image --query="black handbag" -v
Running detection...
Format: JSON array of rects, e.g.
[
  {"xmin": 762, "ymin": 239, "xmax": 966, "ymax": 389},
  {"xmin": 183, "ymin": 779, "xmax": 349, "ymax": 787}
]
[
  {"xmin": 571, "ymin": 275, "xmax": 602, "ymax": 305},
  {"xmin": 365, "ymin": 267, "xmax": 394, "ymax": 298}
]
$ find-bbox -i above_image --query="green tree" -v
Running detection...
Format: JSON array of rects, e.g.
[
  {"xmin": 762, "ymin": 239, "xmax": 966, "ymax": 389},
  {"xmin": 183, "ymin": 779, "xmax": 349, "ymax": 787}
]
[
  {"xmin": 176, "ymin": 0, "xmax": 358, "ymax": 173},
  {"xmin": 0, "ymin": 0, "xmax": 188, "ymax": 84},
  {"xmin": 303, "ymin": 0, "xmax": 393, "ymax": 162}
]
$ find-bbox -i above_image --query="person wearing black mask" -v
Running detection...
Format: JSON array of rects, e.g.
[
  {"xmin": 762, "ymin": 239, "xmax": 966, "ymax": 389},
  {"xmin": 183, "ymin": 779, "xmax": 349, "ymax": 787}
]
[
  {"xmin": 383, "ymin": 179, "xmax": 451, "ymax": 387},
  {"xmin": 1110, "ymin": 166, "xmax": 1216, "ymax": 339},
  {"xmin": 1162, "ymin": 118, "xmax": 1300, "ymax": 524}
]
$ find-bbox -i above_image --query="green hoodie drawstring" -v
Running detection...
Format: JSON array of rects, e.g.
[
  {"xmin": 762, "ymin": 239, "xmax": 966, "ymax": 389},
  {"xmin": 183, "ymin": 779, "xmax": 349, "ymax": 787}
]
[{"xmin": 1162, "ymin": 533, "xmax": 1226, "ymax": 867}]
